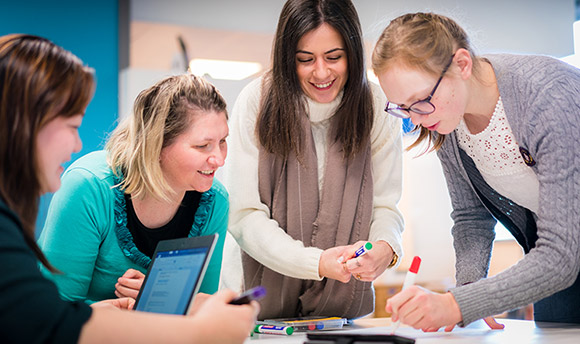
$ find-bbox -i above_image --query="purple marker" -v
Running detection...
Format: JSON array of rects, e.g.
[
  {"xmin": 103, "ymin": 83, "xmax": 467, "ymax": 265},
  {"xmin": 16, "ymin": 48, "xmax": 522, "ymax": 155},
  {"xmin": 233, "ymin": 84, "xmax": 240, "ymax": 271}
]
[{"xmin": 229, "ymin": 286, "xmax": 266, "ymax": 305}]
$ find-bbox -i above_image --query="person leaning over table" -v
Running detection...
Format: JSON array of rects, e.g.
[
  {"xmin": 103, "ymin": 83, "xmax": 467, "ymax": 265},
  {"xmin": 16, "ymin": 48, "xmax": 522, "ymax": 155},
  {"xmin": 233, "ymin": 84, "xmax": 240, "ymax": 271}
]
[
  {"xmin": 372, "ymin": 12, "xmax": 580, "ymax": 331},
  {"xmin": 226, "ymin": 0, "xmax": 404, "ymax": 320},
  {"xmin": 0, "ymin": 33, "xmax": 257, "ymax": 344},
  {"xmin": 38, "ymin": 71, "xmax": 230, "ymax": 303}
]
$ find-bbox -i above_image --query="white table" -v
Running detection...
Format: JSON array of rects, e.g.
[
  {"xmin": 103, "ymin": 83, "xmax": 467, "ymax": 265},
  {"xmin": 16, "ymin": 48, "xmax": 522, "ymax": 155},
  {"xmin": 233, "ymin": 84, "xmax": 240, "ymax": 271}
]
[{"xmin": 245, "ymin": 317, "xmax": 580, "ymax": 343}]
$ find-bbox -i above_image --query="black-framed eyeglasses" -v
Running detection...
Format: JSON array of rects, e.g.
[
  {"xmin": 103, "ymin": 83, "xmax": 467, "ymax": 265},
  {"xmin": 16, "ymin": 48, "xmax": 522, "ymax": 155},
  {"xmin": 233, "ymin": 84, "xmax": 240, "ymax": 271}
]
[{"xmin": 384, "ymin": 54, "xmax": 455, "ymax": 119}]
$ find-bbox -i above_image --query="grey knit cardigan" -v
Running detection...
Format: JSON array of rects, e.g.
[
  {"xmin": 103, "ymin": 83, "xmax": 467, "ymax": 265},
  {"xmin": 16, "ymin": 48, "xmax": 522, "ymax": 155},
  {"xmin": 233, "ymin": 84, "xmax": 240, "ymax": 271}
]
[{"xmin": 437, "ymin": 54, "xmax": 580, "ymax": 325}]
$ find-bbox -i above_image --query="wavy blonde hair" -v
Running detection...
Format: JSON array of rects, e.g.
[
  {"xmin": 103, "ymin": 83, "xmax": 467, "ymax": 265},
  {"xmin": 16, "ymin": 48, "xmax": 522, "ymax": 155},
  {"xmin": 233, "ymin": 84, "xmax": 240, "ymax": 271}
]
[
  {"xmin": 372, "ymin": 12, "xmax": 484, "ymax": 151},
  {"xmin": 106, "ymin": 74, "xmax": 227, "ymax": 201}
]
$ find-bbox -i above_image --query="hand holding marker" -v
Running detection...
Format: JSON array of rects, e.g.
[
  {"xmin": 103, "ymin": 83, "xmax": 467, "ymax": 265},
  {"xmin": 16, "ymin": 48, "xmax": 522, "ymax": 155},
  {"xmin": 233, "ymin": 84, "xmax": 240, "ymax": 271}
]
[
  {"xmin": 391, "ymin": 256, "xmax": 421, "ymax": 333},
  {"xmin": 229, "ymin": 285, "xmax": 266, "ymax": 305},
  {"xmin": 337, "ymin": 242, "xmax": 373, "ymax": 264}
]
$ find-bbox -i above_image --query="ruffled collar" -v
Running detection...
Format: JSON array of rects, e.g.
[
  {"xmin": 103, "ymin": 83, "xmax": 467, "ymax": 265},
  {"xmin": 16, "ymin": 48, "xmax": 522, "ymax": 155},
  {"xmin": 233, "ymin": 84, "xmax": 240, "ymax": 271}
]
[{"xmin": 112, "ymin": 174, "xmax": 215, "ymax": 268}]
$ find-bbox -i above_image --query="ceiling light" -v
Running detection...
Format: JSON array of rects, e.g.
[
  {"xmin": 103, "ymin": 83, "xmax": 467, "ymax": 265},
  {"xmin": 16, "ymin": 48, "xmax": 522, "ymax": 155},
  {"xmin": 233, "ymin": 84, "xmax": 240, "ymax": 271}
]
[{"xmin": 189, "ymin": 59, "xmax": 262, "ymax": 81}]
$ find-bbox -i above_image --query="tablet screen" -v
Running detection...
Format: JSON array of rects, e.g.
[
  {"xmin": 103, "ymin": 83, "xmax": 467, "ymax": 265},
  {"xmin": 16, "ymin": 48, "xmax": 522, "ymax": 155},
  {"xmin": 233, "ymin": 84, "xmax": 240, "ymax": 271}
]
[{"xmin": 134, "ymin": 241, "xmax": 212, "ymax": 314}]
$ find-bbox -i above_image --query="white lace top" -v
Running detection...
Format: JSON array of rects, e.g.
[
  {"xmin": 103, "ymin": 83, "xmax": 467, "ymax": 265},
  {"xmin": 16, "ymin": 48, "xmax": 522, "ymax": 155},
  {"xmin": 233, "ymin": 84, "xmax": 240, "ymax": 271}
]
[{"xmin": 455, "ymin": 97, "xmax": 539, "ymax": 213}]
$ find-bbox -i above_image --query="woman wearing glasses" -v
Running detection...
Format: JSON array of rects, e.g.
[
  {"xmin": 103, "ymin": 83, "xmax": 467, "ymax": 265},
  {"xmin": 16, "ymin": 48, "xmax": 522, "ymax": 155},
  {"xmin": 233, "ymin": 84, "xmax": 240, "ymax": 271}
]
[
  {"xmin": 372, "ymin": 12, "xmax": 580, "ymax": 330},
  {"xmin": 226, "ymin": 0, "xmax": 404, "ymax": 319}
]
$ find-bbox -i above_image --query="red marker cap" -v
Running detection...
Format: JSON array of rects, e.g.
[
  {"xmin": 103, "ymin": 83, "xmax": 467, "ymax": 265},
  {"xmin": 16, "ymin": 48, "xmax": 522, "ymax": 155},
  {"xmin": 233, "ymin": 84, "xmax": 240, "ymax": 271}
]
[{"xmin": 409, "ymin": 256, "xmax": 421, "ymax": 274}]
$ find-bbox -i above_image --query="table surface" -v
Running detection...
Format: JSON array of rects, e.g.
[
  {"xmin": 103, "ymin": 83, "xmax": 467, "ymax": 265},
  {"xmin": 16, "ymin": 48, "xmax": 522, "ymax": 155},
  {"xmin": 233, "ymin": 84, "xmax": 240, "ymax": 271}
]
[{"xmin": 245, "ymin": 317, "xmax": 580, "ymax": 343}]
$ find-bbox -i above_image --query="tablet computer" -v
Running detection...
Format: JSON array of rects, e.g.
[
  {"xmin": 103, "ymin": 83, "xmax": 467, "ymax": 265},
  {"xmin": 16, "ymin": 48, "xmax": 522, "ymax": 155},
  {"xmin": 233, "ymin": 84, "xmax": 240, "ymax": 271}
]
[
  {"xmin": 306, "ymin": 332, "xmax": 415, "ymax": 344},
  {"xmin": 133, "ymin": 234, "xmax": 218, "ymax": 315}
]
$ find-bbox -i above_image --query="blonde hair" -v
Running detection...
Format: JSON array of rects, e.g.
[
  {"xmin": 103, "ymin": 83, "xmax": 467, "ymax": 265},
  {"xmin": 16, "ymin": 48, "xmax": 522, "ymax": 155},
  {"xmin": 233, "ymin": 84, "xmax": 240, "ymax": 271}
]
[
  {"xmin": 106, "ymin": 74, "xmax": 227, "ymax": 201},
  {"xmin": 372, "ymin": 12, "xmax": 483, "ymax": 151}
]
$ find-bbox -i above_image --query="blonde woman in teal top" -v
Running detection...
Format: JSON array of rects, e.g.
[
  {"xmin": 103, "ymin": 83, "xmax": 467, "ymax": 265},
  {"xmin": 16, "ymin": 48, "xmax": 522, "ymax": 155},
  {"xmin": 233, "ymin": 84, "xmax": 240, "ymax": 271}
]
[{"xmin": 39, "ymin": 74, "xmax": 229, "ymax": 303}]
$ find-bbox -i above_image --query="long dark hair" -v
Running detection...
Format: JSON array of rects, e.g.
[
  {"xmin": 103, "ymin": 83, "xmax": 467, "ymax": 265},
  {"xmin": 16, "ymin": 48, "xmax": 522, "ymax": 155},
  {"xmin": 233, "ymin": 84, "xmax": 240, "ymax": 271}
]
[
  {"xmin": 0, "ymin": 34, "xmax": 95, "ymax": 270},
  {"xmin": 257, "ymin": 0, "xmax": 373, "ymax": 160}
]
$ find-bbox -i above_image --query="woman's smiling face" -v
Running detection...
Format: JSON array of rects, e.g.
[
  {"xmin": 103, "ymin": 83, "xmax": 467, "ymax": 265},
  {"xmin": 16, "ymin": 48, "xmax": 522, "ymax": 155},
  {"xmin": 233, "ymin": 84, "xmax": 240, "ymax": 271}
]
[{"xmin": 295, "ymin": 23, "xmax": 348, "ymax": 103}]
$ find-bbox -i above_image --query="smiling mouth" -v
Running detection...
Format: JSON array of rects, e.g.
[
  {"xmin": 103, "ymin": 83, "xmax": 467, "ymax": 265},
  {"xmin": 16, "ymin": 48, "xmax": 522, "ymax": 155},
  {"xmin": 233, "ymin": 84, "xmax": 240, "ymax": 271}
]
[
  {"xmin": 199, "ymin": 170, "xmax": 215, "ymax": 175},
  {"xmin": 312, "ymin": 80, "xmax": 334, "ymax": 89}
]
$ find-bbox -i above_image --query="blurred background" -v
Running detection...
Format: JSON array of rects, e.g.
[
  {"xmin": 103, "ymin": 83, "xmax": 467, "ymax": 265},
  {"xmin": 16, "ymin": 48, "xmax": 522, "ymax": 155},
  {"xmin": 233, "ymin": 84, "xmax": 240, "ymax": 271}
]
[{"xmin": 1, "ymin": 0, "xmax": 578, "ymax": 318}]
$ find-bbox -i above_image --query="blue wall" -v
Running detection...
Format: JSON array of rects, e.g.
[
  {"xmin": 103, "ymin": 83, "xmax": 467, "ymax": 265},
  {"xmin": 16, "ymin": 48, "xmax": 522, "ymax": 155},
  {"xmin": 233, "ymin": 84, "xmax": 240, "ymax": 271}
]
[{"xmin": 0, "ymin": 0, "xmax": 120, "ymax": 232}]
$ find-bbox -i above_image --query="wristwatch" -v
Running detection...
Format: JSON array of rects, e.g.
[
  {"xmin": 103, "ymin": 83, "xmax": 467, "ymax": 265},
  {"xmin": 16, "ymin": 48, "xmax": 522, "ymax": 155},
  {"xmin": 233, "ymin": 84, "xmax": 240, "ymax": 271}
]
[{"xmin": 388, "ymin": 251, "xmax": 399, "ymax": 268}]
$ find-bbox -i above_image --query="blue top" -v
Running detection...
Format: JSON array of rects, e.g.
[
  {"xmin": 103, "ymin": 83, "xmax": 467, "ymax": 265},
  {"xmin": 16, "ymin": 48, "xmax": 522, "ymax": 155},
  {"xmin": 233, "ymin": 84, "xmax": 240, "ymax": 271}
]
[{"xmin": 38, "ymin": 150, "xmax": 228, "ymax": 303}]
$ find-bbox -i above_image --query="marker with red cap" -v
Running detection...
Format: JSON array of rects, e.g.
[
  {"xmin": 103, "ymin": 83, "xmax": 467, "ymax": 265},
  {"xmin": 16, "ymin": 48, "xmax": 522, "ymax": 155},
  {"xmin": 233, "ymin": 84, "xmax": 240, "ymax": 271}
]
[{"xmin": 391, "ymin": 256, "xmax": 421, "ymax": 333}]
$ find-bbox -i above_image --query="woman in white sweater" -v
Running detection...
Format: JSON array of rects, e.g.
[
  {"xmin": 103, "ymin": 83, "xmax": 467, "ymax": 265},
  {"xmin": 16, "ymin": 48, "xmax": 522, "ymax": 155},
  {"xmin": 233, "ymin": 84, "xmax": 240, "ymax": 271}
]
[{"xmin": 226, "ymin": 0, "xmax": 404, "ymax": 319}]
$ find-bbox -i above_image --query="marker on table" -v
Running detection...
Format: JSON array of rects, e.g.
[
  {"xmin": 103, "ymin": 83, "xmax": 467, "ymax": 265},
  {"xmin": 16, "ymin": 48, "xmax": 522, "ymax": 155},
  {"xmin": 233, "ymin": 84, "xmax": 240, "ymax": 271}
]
[
  {"xmin": 254, "ymin": 325, "xmax": 294, "ymax": 335},
  {"xmin": 337, "ymin": 242, "xmax": 373, "ymax": 263},
  {"xmin": 391, "ymin": 256, "xmax": 421, "ymax": 334}
]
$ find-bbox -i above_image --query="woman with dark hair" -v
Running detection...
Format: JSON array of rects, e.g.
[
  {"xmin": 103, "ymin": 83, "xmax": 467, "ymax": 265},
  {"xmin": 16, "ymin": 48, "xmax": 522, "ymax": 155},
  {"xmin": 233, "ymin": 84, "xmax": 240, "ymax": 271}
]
[
  {"xmin": 373, "ymin": 12, "xmax": 580, "ymax": 331},
  {"xmin": 0, "ymin": 34, "xmax": 257, "ymax": 343},
  {"xmin": 227, "ymin": 0, "xmax": 404, "ymax": 319}
]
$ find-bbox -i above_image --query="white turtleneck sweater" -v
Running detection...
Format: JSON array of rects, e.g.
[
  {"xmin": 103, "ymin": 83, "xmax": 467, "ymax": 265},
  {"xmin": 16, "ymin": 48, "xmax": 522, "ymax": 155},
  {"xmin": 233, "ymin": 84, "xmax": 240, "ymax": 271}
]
[{"xmin": 224, "ymin": 77, "xmax": 404, "ymax": 283}]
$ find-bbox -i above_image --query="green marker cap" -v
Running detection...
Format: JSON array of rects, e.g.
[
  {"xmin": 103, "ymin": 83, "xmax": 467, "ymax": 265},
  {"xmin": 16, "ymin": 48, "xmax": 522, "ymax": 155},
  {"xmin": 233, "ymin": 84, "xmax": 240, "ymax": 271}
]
[
  {"xmin": 254, "ymin": 324, "xmax": 294, "ymax": 335},
  {"xmin": 364, "ymin": 242, "xmax": 373, "ymax": 250}
]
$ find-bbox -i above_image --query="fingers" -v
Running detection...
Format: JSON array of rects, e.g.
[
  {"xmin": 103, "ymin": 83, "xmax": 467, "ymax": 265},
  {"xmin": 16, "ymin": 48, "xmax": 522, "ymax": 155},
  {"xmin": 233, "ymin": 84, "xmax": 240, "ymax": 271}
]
[
  {"xmin": 444, "ymin": 324, "xmax": 456, "ymax": 332},
  {"xmin": 214, "ymin": 289, "xmax": 238, "ymax": 303},
  {"xmin": 320, "ymin": 247, "xmax": 352, "ymax": 283},
  {"xmin": 388, "ymin": 289, "xmax": 462, "ymax": 332},
  {"xmin": 483, "ymin": 316, "xmax": 505, "ymax": 330},
  {"xmin": 249, "ymin": 300, "xmax": 261, "ymax": 318},
  {"xmin": 345, "ymin": 257, "xmax": 363, "ymax": 271},
  {"xmin": 116, "ymin": 271, "xmax": 145, "ymax": 299},
  {"xmin": 344, "ymin": 256, "xmax": 379, "ymax": 282},
  {"xmin": 114, "ymin": 297, "xmax": 135, "ymax": 310},
  {"xmin": 385, "ymin": 286, "xmax": 423, "ymax": 324},
  {"xmin": 121, "ymin": 268, "xmax": 145, "ymax": 279},
  {"xmin": 117, "ymin": 276, "xmax": 143, "ymax": 289},
  {"xmin": 115, "ymin": 283, "xmax": 140, "ymax": 299},
  {"xmin": 92, "ymin": 297, "xmax": 135, "ymax": 310}
]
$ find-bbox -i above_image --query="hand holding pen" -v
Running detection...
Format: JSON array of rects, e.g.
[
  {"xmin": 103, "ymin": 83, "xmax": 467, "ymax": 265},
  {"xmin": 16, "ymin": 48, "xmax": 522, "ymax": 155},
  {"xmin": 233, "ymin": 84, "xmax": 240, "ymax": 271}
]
[
  {"xmin": 386, "ymin": 256, "xmax": 467, "ymax": 333},
  {"xmin": 390, "ymin": 256, "xmax": 421, "ymax": 333},
  {"xmin": 338, "ymin": 241, "xmax": 396, "ymax": 282}
]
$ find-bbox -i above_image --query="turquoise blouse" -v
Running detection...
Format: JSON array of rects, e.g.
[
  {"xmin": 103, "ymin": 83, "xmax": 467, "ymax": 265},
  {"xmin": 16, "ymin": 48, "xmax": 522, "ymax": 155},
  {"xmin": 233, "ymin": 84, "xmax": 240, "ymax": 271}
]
[{"xmin": 38, "ymin": 150, "xmax": 228, "ymax": 303}]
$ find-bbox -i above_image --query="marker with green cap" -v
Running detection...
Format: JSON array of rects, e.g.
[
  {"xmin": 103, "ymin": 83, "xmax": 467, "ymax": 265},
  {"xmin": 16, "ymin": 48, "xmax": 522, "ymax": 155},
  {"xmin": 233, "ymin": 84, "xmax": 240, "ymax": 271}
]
[
  {"xmin": 337, "ymin": 242, "xmax": 373, "ymax": 263},
  {"xmin": 254, "ymin": 324, "xmax": 294, "ymax": 335},
  {"xmin": 354, "ymin": 242, "xmax": 373, "ymax": 258}
]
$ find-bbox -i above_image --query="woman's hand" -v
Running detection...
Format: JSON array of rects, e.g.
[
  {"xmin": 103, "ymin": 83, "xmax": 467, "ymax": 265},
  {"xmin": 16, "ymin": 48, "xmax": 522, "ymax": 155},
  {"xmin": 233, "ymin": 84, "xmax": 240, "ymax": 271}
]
[
  {"xmin": 483, "ymin": 316, "xmax": 505, "ymax": 330},
  {"xmin": 114, "ymin": 268, "xmax": 145, "ymax": 299},
  {"xmin": 386, "ymin": 286, "xmax": 462, "ymax": 331},
  {"xmin": 91, "ymin": 297, "xmax": 135, "ymax": 310},
  {"xmin": 191, "ymin": 290, "xmax": 259, "ymax": 344},
  {"xmin": 187, "ymin": 293, "xmax": 211, "ymax": 316},
  {"xmin": 340, "ymin": 240, "xmax": 394, "ymax": 282},
  {"xmin": 319, "ymin": 246, "xmax": 352, "ymax": 283}
]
